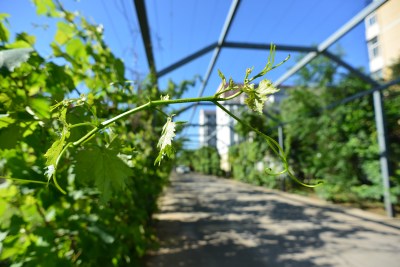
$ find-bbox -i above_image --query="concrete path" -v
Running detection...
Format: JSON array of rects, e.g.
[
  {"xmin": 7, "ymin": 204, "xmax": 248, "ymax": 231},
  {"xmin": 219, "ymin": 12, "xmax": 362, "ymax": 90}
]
[{"xmin": 145, "ymin": 173, "xmax": 400, "ymax": 267}]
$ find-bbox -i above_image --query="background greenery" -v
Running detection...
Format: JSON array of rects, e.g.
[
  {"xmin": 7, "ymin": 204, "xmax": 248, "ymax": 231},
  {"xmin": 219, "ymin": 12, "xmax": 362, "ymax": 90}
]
[
  {"xmin": 1, "ymin": 1, "xmax": 400, "ymax": 265},
  {"xmin": 0, "ymin": 1, "xmax": 192, "ymax": 266},
  {"xmin": 176, "ymin": 146, "xmax": 222, "ymax": 176},
  {"xmin": 227, "ymin": 55, "xmax": 400, "ymax": 206}
]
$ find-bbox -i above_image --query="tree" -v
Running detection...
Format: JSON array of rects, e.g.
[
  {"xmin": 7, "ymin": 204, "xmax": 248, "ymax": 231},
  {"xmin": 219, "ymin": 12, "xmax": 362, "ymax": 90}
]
[
  {"xmin": 280, "ymin": 55, "xmax": 400, "ymax": 204},
  {"xmin": 191, "ymin": 146, "xmax": 222, "ymax": 176}
]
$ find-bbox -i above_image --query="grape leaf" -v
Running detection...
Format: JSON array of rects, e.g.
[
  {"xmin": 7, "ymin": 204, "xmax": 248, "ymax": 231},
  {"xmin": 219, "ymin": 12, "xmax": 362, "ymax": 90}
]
[
  {"xmin": 244, "ymin": 79, "xmax": 279, "ymax": 114},
  {"xmin": 44, "ymin": 138, "xmax": 65, "ymax": 166},
  {"xmin": 0, "ymin": 124, "xmax": 22, "ymax": 149},
  {"xmin": 0, "ymin": 114, "xmax": 14, "ymax": 129},
  {"xmin": 0, "ymin": 14, "xmax": 10, "ymax": 42},
  {"xmin": 217, "ymin": 69, "xmax": 226, "ymax": 86},
  {"xmin": 55, "ymin": 22, "xmax": 75, "ymax": 45},
  {"xmin": 75, "ymin": 146, "xmax": 133, "ymax": 201},
  {"xmin": 155, "ymin": 117, "xmax": 177, "ymax": 165},
  {"xmin": 32, "ymin": 0, "xmax": 58, "ymax": 16},
  {"xmin": 87, "ymin": 226, "xmax": 115, "ymax": 244},
  {"xmin": 44, "ymin": 108, "xmax": 69, "ymax": 167},
  {"xmin": 0, "ymin": 48, "xmax": 34, "ymax": 72},
  {"xmin": 160, "ymin": 94, "xmax": 169, "ymax": 100}
]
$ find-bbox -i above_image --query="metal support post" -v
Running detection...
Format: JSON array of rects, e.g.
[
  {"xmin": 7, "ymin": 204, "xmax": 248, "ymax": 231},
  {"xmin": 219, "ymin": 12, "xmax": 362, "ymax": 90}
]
[
  {"xmin": 188, "ymin": 0, "xmax": 241, "ymax": 123},
  {"xmin": 273, "ymin": 0, "xmax": 387, "ymax": 87},
  {"xmin": 133, "ymin": 0, "xmax": 157, "ymax": 76},
  {"xmin": 278, "ymin": 125, "xmax": 284, "ymax": 151},
  {"xmin": 372, "ymin": 91, "xmax": 394, "ymax": 217},
  {"xmin": 278, "ymin": 125, "xmax": 286, "ymax": 192}
]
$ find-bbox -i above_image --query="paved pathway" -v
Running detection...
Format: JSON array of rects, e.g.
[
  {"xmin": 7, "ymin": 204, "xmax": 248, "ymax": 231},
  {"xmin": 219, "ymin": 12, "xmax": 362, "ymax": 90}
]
[{"xmin": 145, "ymin": 173, "xmax": 400, "ymax": 267}]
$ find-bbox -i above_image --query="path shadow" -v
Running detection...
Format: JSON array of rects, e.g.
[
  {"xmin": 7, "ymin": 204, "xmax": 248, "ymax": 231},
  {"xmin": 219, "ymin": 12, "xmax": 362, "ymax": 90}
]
[{"xmin": 145, "ymin": 174, "xmax": 400, "ymax": 267}]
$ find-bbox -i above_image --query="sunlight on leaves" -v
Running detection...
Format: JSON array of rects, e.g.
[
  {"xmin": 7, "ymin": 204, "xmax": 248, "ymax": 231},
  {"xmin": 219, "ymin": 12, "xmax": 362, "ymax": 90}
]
[
  {"xmin": 244, "ymin": 79, "xmax": 279, "ymax": 114},
  {"xmin": 155, "ymin": 117, "xmax": 177, "ymax": 165},
  {"xmin": 44, "ymin": 165, "xmax": 55, "ymax": 182},
  {"xmin": 0, "ymin": 48, "xmax": 34, "ymax": 71},
  {"xmin": 75, "ymin": 146, "xmax": 133, "ymax": 201}
]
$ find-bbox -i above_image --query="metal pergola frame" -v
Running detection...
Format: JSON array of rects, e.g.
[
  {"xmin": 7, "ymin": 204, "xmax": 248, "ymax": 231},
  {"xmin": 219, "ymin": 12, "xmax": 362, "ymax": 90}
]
[{"xmin": 133, "ymin": 0, "xmax": 397, "ymax": 217}]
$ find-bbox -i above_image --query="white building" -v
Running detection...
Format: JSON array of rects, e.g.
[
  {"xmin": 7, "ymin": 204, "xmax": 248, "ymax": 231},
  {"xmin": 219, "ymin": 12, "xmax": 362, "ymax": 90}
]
[
  {"xmin": 215, "ymin": 87, "xmax": 246, "ymax": 172},
  {"xmin": 365, "ymin": 0, "xmax": 400, "ymax": 80},
  {"xmin": 199, "ymin": 109, "xmax": 217, "ymax": 147},
  {"xmin": 201, "ymin": 82, "xmax": 282, "ymax": 173}
]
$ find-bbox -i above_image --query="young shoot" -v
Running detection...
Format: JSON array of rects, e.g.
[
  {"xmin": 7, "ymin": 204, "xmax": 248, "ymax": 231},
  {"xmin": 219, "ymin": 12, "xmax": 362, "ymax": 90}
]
[{"xmin": 42, "ymin": 45, "xmax": 321, "ymax": 195}]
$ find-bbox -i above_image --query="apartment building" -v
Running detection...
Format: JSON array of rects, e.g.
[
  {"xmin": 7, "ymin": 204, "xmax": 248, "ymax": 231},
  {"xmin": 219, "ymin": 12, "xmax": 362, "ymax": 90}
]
[
  {"xmin": 215, "ymin": 87, "xmax": 246, "ymax": 172},
  {"xmin": 365, "ymin": 0, "xmax": 400, "ymax": 80},
  {"xmin": 199, "ymin": 109, "xmax": 217, "ymax": 148}
]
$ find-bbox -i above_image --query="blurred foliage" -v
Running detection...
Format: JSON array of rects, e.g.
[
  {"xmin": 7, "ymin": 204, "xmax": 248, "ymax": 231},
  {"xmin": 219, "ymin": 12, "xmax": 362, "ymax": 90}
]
[
  {"xmin": 228, "ymin": 109, "xmax": 282, "ymax": 188},
  {"xmin": 389, "ymin": 55, "xmax": 400, "ymax": 80},
  {"xmin": 229, "ymin": 140, "xmax": 282, "ymax": 188},
  {"xmin": 227, "ymin": 54, "xmax": 400, "ymax": 206},
  {"xmin": 193, "ymin": 146, "xmax": 221, "ymax": 176},
  {"xmin": 0, "ymin": 1, "xmax": 192, "ymax": 265},
  {"xmin": 385, "ymin": 56, "xmax": 400, "ymax": 203},
  {"xmin": 176, "ymin": 146, "xmax": 222, "ymax": 176},
  {"xmin": 281, "ymin": 56, "xmax": 400, "ymax": 203}
]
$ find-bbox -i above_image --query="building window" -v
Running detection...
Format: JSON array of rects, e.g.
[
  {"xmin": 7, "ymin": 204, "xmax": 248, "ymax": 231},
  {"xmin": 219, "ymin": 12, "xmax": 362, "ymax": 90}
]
[
  {"xmin": 368, "ymin": 37, "xmax": 380, "ymax": 59},
  {"xmin": 367, "ymin": 13, "xmax": 377, "ymax": 26}
]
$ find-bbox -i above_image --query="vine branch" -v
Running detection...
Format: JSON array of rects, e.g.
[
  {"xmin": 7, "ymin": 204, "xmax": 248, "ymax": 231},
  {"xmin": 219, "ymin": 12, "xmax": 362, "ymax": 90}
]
[{"xmin": 43, "ymin": 46, "xmax": 321, "ymax": 194}]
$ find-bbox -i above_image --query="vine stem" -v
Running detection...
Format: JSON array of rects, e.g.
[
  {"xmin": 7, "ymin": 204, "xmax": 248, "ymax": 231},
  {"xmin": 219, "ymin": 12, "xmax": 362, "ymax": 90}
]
[
  {"xmin": 0, "ymin": 176, "xmax": 48, "ymax": 185},
  {"xmin": 51, "ymin": 95, "xmax": 227, "ymax": 193},
  {"xmin": 69, "ymin": 122, "xmax": 96, "ymax": 128},
  {"xmin": 48, "ymin": 50, "xmax": 314, "ymax": 194},
  {"xmin": 213, "ymin": 101, "xmax": 321, "ymax": 188},
  {"xmin": 52, "ymin": 142, "xmax": 72, "ymax": 194},
  {"xmin": 72, "ymin": 95, "xmax": 223, "ymax": 148},
  {"xmin": 52, "ymin": 90, "xmax": 320, "ymax": 194}
]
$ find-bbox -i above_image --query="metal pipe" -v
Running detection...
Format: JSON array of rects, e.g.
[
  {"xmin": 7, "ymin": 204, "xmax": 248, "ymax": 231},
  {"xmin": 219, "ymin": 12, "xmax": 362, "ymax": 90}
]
[
  {"xmin": 188, "ymin": 0, "xmax": 241, "ymax": 123},
  {"xmin": 223, "ymin": 41, "xmax": 316, "ymax": 53},
  {"xmin": 273, "ymin": 0, "xmax": 387, "ymax": 86},
  {"xmin": 133, "ymin": 0, "xmax": 157, "ymax": 76},
  {"xmin": 373, "ymin": 91, "xmax": 394, "ymax": 217},
  {"xmin": 157, "ymin": 43, "xmax": 218, "ymax": 77}
]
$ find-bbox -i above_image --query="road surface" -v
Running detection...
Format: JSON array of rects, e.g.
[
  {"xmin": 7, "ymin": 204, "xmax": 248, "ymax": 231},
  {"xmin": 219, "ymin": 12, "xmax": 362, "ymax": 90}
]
[{"xmin": 145, "ymin": 173, "xmax": 400, "ymax": 267}]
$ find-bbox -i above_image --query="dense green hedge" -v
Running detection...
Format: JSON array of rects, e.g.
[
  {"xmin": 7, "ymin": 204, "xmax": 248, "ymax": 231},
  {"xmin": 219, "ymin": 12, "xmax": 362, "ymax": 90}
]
[
  {"xmin": 193, "ymin": 146, "xmax": 222, "ymax": 176},
  {"xmin": 0, "ymin": 2, "xmax": 183, "ymax": 265},
  {"xmin": 176, "ymin": 146, "xmax": 222, "ymax": 176},
  {"xmin": 228, "ymin": 56, "xmax": 400, "ymax": 205}
]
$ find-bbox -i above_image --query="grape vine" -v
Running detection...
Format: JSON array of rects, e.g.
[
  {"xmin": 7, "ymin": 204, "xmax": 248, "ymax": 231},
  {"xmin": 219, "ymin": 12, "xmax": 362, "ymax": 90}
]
[
  {"xmin": 2, "ymin": 44, "xmax": 321, "ymax": 196},
  {"xmin": 0, "ymin": 1, "xmax": 320, "ymax": 265}
]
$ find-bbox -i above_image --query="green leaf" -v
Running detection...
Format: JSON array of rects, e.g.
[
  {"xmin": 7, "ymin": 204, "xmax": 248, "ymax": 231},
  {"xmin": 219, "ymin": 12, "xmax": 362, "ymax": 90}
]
[
  {"xmin": 114, "ymin": 58, "xmax": 125, "ymax": 81},
  {"xmin": 87, "ymin": 226, "xmax": 115, "ymax": 244},
  {"xmin": 32, "ymin": 0, "xmax": 59, "ymax": 17},
  {"xmin": 244, "ymin": 79, "xmax": 279, "ymax": 114},
  {"xmin": 43, "ymin": 108, "xmax": 70, "ymax": 187},
  {"xmin": 218, "ymin": 69, "xmax": 226, "ymax": 86},
  {"xmin": 160, "ymin": 94, "xmax": 169, "ymax": 100},
  {"xmin": 29, "ymin": 97, "xmax": 51, "ymax": 120},
  {"xmin": 75, "ymin": 146, "xmax": 133, "ymax": 201},
  {"xmin": 16, "ymin": 33, "xmax": 36, "ymax": 46},
  {"xmin": 0, "ymin": 93, "xmax": 12, "ymax": 108},
  {"xmin": 0, "ymin": 14, "xmax": 10, "ymax": 42},
  {"xmin": 55, "ymin": 22, "xmax": 75, "ymax": 45},
  {"xmin": 0, "ymin": 48, "xmax": 34, "ymax": 71},
  {"xmin": 155, "ymin": 117, "xmax": 177, "ymax": 165},
  {"xmin": 0, "ymin": 114, "xmax": 15, "ymax": 129},
  {"xmin": 66, "ymin": 38, "xmax": 87, "ymax": 60},
  {"xmin": 44, "ymin": 139, "xmax": 65, "ymax": 167},
  {"xmin": 0, "ymin": 124, "xmax": 22, "ymax": 149}
]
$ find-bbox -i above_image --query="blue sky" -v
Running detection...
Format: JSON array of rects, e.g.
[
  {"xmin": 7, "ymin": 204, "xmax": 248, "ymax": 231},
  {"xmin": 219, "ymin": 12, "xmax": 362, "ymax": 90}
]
[{"xmin": 1, "ymin": 0, "xmax": 372, "ymax": 148}]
